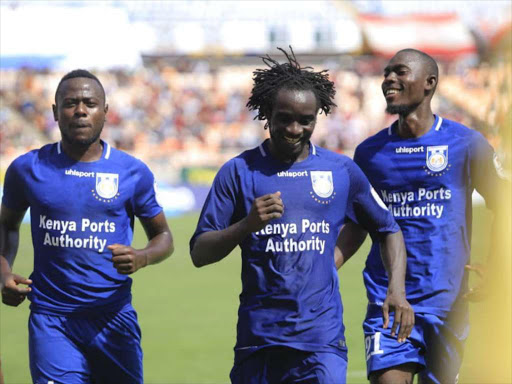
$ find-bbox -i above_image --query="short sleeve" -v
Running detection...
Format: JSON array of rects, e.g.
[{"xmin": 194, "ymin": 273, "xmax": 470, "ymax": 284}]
[
  {"xmin": 189, "ymin": 160, "xmax": 239, "ymax": 251},
  {"xmin": 470, "ymin": 132, "xmax": 506, "ymax": 211},
  {"xmin": 132, "ymin": 162, "xmax": 162, "ymax": 219},
  {"xmin": 345, "ymin": 159, "xmax": 399, "ymax": 237},
  {"xmin": 2, "ymin": 157, "xmax": 30, "ymax": 212}
]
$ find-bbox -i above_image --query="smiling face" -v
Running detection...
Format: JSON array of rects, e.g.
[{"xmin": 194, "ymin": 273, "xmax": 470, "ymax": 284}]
[
  {"xmin": 267, "ymin": 88, "xmax": 319, "ymax": 163},
  {"xmin": 382, "ymin": 51, "xmax": 435, "ymax": 116},
  {"xmin": 53, "ymin": 77, "xmax": 108, "ymax": 147}
]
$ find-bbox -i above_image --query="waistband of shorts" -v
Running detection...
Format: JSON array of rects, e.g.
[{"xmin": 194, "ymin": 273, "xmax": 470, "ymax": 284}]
[{"xmin": 30, "ymin": 296, "xmax": 132, "ymax": 317}]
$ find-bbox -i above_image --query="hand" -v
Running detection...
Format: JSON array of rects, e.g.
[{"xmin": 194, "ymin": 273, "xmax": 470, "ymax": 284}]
[
  {"xmin": 245, "ymin": 192, "xmax": 284, "ymax": 232},
  {"xmin": 1, "ymin": 273, "xmax": 32, "ymax": 306},
  {"xmin": 108, "ymin": 244, "xmax": 148, "ymax": 275},
  {"xmin": 382, "ymin": 290, "xmax": 414, "ymax": 343},
  {"xmin": 464, "ymin": 263, "xmax": 488, "ymax": 302}
]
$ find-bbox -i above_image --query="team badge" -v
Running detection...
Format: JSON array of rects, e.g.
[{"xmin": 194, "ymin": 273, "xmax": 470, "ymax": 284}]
[
  {"xmin": 426, "ymin": 146, "xmax": 448, "ymax": 172},
  {"xmin": 95, "ymin": 173, "xmax": 119, "ymax": 199},
  {"xmin": 310, "ymin": 171, "xmax": 334, "ymax": 198}
]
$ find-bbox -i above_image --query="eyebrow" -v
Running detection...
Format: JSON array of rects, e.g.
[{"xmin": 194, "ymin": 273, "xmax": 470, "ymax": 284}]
[
  {"xmin": 384, "ymin": 64, "xmax": 410, "ymax": 72},
  {"xmin": 62, "ymin": 96, "xmax": 100, "ymax": 102}
]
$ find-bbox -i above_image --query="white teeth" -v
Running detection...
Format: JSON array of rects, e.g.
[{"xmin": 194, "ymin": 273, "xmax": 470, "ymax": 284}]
[
  {"xmin": 386, "ymin": 89, "xmax": 399, "ymax": 95},
  {"xmin": 284, "ymin": 137, "xmax": 300, "ymax": 144}
]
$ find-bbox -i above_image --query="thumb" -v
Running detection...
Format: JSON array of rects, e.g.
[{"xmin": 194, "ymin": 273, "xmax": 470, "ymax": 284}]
[{"xmin": 107, "ymin": 244, "xmax": 122, "ymax": 251}]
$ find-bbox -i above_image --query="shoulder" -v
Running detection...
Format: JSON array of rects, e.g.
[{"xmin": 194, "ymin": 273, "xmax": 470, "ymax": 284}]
[
  {"xmin": 438, "ymin": 117, "xmax": 479, "ymax": 139},
  {"xmin": 355, "ymin": 127, "xmax": 390, "ymax": 154},
  {"xmin": 7, "ymin": 143, "xmax": 54, "ymax": 171},
  {"xmin": 437, "ymin": 116, "xmax": 490, "ymax": 150},
  {"xmin": 219, "ymin": 145, "xmax": 262, "ymax": 174},
  {"xmin": 313, "ymin": 144, "xmax": 360, "ymax": 173},
  {"xmin": 107, "ymin": 145, "xmax": 152, "ymax": 173},
  {"xmin": 312, "ymin": 144, "xmax": 346, "ymax": 162}
]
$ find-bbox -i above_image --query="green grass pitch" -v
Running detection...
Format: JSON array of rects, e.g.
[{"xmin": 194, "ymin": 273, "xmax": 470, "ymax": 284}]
[{"xmin": 0, "ymin": 207, "xmax": 492, "ymax": 383}]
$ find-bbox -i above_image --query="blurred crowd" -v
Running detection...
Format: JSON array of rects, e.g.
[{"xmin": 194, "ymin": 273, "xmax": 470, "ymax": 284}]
[{"xmin": 1, "ymin": 57, "xmax": 509, "ymax": 183}]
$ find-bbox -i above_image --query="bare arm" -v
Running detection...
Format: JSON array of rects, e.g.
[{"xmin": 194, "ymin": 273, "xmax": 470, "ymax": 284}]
[
  {"xmin": 108, "ymin": 211, "xmax": 174, "ymax": 275},
  {"xmin": 334, "ymin": 221, "xmax": 368, "ymax": 269},
  {"xmin": 191, "ymin": 192, "xmax": 284, "ymax": 268},
  {"xmin": 379, "ymin": 230, "xmax": 414, "ymax": 342},
  {"xmin": 465, "ymin": 180, "xmax": 511, "ymax": 301},
  {"xmin": 0, "ymin": 204, "xmax": 32, "ymax": 306}
]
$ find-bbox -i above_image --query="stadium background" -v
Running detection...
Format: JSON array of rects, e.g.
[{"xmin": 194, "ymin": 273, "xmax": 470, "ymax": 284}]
[{"xmin": 0, "ymin": 1, "xmax": 510, "ymax": 383}]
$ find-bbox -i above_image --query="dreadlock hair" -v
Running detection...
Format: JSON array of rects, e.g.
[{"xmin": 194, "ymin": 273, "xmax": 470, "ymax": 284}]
[
  {"xmin": 247, "ymin": 46, "xmax": 336, "ymax": 129},
  {"xmin": 55, "ymin": 69, "xmax": 105, "ymax": 103}
]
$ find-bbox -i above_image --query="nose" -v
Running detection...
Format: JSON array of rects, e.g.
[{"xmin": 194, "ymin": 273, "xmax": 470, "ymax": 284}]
[
  {"xmin": 286, "ymin": 121, "xmax": 303, "ymax": 136},
  {"xmin": 74, "ymin": 102, "xmax": 87, "ymax": 117},
  {"xmin": 383, "ymin": 71, "xmax": 397, "ymax": 87}
]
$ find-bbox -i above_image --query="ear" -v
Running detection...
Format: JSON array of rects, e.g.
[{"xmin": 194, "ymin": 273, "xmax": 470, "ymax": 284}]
[
  {"xmin": 104, "ymin": 103, "xmax": 109, "ymax": 115},
  {"xmin": 52, "ymin": 104, "xmax": 58, "ymax": 121},
  {"xmin": 425, "ymin": 75, "xmax": 437, "ymax": 92}
]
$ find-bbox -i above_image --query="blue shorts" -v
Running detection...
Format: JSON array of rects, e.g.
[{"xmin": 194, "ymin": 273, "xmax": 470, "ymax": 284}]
[
  {"xmin": 29, "ymin": 305, "xmax": 143, "ymax": 384},
  {"xmin": 363, "ymin": 310, "xmax": 468, "ymax": 384},
  {"xmin": 230, "ymin": 346, "xmax": 347, "ymax": 384}
]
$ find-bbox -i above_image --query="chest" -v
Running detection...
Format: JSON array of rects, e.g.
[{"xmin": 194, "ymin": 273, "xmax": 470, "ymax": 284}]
[
  {"xmin": 364, "ymin": 141, "xmax": 468, "ymax": 193},
  {"xmin": 25, "ymin": 164, "xmax": 132, "ymax": 218},
  {"xmin": 246, "ymin": 167, "xmax": 350, "ymax": 227}
]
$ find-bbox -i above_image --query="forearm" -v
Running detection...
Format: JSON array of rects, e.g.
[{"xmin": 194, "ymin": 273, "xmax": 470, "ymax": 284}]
[
  {"xmin": 0, "ymin": 225, "xmax": 20, "ymax": 278},
  {"xmin": 191, "ymin": 218, "xmax": 251, "ymax": 267},
  {"xmin": 335, "ymin": 221, "xmax": 368, "ymax": 269},
  {"xmin": 139, "ymin": 231, "xmax": 174, "ymax": 267},
  {"xmin": 380, "ymin": 230, "xmax": 407, "ymax": 293}
]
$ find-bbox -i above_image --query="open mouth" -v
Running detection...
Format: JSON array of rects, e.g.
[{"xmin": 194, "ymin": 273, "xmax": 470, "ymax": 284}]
[
  {"xmin": 283, "ymin": 136, "xmax": 301, "ymax": 145},
  {"xmin": 384, "ymin": 88, "xmax": 401, "ymax": 96}
]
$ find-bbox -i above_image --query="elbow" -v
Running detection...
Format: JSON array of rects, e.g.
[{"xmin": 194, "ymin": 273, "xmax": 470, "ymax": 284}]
[
  {"xmin": 161, "ymin": 234, "xmax": 174, "ymax": 261},
  {"xmin": 166, "ymin": 242, "xmax": 175, "ymax": 259},
  {"xmin": 190, "ymin": 246, "xmax": 205, "ymax": 268}
]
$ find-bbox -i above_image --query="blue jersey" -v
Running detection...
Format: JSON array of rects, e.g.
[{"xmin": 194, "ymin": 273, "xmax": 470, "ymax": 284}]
[
  {"xmin": 2, "ymin": 141, "xmax": 162, "ymax": 315},
  {"xmin": 191, "ymin": 140, "xmax": 399, "ymax": 362},
  {"xmin": 354, "ymin": 116, "xmax": 501, "ymax": 316}
]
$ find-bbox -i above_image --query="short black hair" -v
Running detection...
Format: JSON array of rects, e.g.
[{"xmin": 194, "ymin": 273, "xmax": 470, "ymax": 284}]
[
  {"xmin": 247, "ymin": 46, "xmax": 336, "ymax": 128},
  {"xmin": 55, "ymin": 69, "xmax": 105, "ymax": 103},
  {"xmin": 397, "ymin": 48, "xmax": 439, "ymax": 80}
]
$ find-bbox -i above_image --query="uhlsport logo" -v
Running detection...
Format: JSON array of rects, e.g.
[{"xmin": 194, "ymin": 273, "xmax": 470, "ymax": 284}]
[
  {"xmin": 310, "ymin": 171, "xmax": 335, "ymax": 204},
  {"xmin": 92, "ymin": 172, "xmax": 120, "ymax": 202},
  {"xmin": 424, "ymin": 145, "xmax": 450, "ymax": 176}
]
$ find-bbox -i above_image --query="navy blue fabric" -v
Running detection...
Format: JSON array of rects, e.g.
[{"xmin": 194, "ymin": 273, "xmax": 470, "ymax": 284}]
[
  {"xmin": 354, "ymin": 116, "xmax": 501, "ymax": 316},
  {"xmin": 363, "ymin": 311, "xmax": 468, "ymax": 383},
  {"xmin": 29, "ymin": 304, "xmax": 143, "ymax": 384},
  {"xmin": 191, "ymin": 140, "xmax": 398, "ymax": 364},
  {"xmin": 2, "ymin": 141, "xmax": 162, "ymax": 314},
  {"xmin": 230, "ymin": 346, "xmax": 348, "ymax": 384}
]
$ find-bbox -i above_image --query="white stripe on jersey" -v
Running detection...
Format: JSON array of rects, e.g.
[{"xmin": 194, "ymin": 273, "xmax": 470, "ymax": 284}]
[
  {"xmin": 105, "ymin": 142, "xmax": 111, "ymax": 159},
  {"xmin": 57, "ymin": 141, "xmax": 61, "ymax": 154},
  {"xmin": 434, "ymin": 116, "xmax": 443, "ymax": 131},
  {"xmin": 258, "ymin": 143, "xmax": 267, "ymax": 157}
]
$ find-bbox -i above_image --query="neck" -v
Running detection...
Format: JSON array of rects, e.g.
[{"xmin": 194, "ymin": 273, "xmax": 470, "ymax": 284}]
[
  {"xmin": 397, "ymin": 105, "xmax": 435, "ymax": 139},
  {"xmin": 267, "ymin": 139, "xmax": 309, "ymax": 164},
  {"xmin": 61, "ymin": 139, "xmax": 103, "ymax": 162}
]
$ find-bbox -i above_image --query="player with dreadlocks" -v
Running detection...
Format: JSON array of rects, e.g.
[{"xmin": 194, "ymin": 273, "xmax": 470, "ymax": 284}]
[{"xmin": 190, "ymin": 47, "xmax": 413, "ymax": 383}]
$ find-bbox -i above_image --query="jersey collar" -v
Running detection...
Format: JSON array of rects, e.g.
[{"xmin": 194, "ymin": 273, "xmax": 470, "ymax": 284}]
[
  {"xmin": 57, "ymin": 140, "xmax": 111, "ymax": 160},
  {"xmin": 258, "ymin": 139, "xmax": 318, "ymax": 158},
  {"xmin": 387, "ymin": 115, "xmax": 443, "ymax": 136}
]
